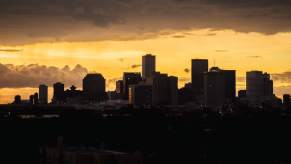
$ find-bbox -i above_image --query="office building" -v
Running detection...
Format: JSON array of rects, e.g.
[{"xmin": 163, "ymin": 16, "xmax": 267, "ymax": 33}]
[
  {"xmin": 116, "ymin": 80, "xmax": 124, "ymax": 94},
  {"xmin": 53, "ymin": 82, "xmax": 65, "ymax": 104},
  {"xmin": 123, "ymin": 73, "xmax": 142, "ymax": 100},
  {"xmin": 33, "ymin": 92, "xmax": 39, "ymax": 105},
  {"xmin": 204, "ymin": 67, "xmax": 236, "ymax": 107},
  {"xmin": 14, "ymin": 95, "xmax": 21, "ymax": 104},
  {"xmin": 129, "ymin": 84, "xmax": 152, "ymax": 106},
  {"xmin": 142, "ymin": 54, "xmax": 156, "ymax": 79},
  {"xmin": 191, "ymin": 59, "xmax": 208, "ymax": 93},
  {"xmin": 39, "ymin": 84, "xmax": 48, "ymax": 104},
  {"xmin": 83, "ymin": 73, "xmax": 106, "ymax": 102},
  {"xmin": 246, "ymin": 71, "xmax": 274, "ymax": 105},
  {"xmin": 152, "ymin": 72, "xmax": 178, "ymax": 105},
  {"xmin": 283, "ymin": 94, "xmax": 290, "ymax": 108}
]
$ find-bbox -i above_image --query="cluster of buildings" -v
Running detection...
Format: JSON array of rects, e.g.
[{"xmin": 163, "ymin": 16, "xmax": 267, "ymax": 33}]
[{"xmin": 12, "ymin": 54, "xmax": 291, "ymax": 109}]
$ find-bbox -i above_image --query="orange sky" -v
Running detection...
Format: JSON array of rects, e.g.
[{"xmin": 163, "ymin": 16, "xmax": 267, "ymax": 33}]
[{"xmin": 0, "ymin": 29, "xmax": 291, "ymax": 103}]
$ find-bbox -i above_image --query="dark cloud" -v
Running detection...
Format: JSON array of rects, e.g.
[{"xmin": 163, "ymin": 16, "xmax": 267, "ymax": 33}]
[
  {"xmin": 184, "ymin": 68, "xmax": 190, "ymax": 73},
  {"xmin": 247, "ymin": 56, "xmax": 262, "ymax": 58},
  {"xmin": 1, "ymin": 0, "xmax": 291, "ymax": 45},
  {"xmin": 172, "ymin": 35, "xmax": 186, "ymax": 38},
  {"xmin": 0, "ymin": 48, "xmax": 22, "ymax": 52},
  {"xmin": 131, "ymin": 64, "xmax": 142, "ymax": 69},
  {"xmin": 0, "ymin": 63, "xmax": 88, "ymax": 88},
  {"xmin": 215, "ymin": 50, "xmax": 229, "ymax": 53}
]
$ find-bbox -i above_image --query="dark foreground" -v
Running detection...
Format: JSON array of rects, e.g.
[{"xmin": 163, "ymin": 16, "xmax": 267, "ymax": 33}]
[{"xmin": 1, "ymin": 106, "xmax": 291, "ymax": 164}]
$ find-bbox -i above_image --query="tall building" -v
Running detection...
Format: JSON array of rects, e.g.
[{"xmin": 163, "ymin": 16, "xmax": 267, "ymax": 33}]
[
  {"xmin": 129, "ymin": 84, "xmax": 152, "ymax": 106},
  {"xmin": 204, "ymin": 67, "xmax": 236, "ymax": 107},
  {"xmin": 14, "ymin": 95, "xmax": 21, "ymax": 104},
  {"xmin": 123, "ymin": 73, "xmax": 142, "ymax": 100},
  {"xmin": 116, "ymin": 80, "xmax": 124, "ymax": 94},
  {"xmin": 142, "ymin": 54, "xmax": 156, "ymax": 79},
  {"xmin": 283, "ymin": 94, "xmax": 290, "ymax": 108},
  {"xmin": 246, "ymin": 71, "xmax": 274, "ymax": 105},
  {"xmin": 53, "ymin": 82, "xmax": 65, "ymax": 104},
  {"xmin": 223, "ymin": 70, "xmax": 236, "ymax": 101},
  {"xmin": 33, "ymin": 92, "xmax": 39, "ymax": 105},
  {"xmin": 83, "ymin": 73, "xmax": 106, "ymax": 102},
  {"xmin": 39, "ymin": 84, "xmax": 48, "ymax": 104},
  {"xmin": 151, "ymin": 72, "xmax": 178, "ymax": 105},
  {"xmin": 191, "ymin": 59, "xmax": 208, "ymax": 93}
]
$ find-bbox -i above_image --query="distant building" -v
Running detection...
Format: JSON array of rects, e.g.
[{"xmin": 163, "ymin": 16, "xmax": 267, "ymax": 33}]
[
  {"xmin": 142, "ymin": 54, "xmax": 156, "ymax": 79},
  {"xmin": 151, "ymin": 72, "xmax": 178, "ymax": 105},
  {"xmin": 283, "ymin": 94, "xmax": 290, "ymax": 108},
  {"xmin": 39, "ymin": 84, "xmax": 48, "ymax": 104},
  {"xmin": 246, "ymin": 71, "xmax": 274, "ymax": 105},
  {"xmin": 129, "ymin": 83, "xmax": 152, "ymax": 106},
  {"xmin": 123, "ymin": 73, "xmax": 142, "ymax": 100},
  {"xmin": 29, "ymin": 95, "xmax": 34, "ymax": 104},
  {"xmin": 33, "ymin": 92, "xmax": 39, "ymax": 105},
  {"xmin": 191, "ymin": 59, "xmax": 208, "ymax": 93},
  {"xmin": 14, "ymin": 95, "xmax": 21, "ymax": 104},
  {"xmin": 53, "ymin": 82, "xmax": 65, "ymax": 104},
  {"xmin": 116, "ymin": 80, "xmax": 124, "ymax": 94},
  {"xmin": 64, "ymin": 85, "xmax": 83, "ymax": 104},
  {"xmin": 204, "ymin": 67, "xmax": 236, "ymax": 107},
  {"xmin": 83, "ymin": 73, "xmax": 106, "ymax": 102}
]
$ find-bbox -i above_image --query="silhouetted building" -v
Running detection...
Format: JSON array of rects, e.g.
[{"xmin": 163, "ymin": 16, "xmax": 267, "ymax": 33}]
[
  {"xmin": 29, "ymin": 95, "xmax": 34, "ymax": 104},
  {"xmin": 33, "ymin": 92, "xmax": 39, "ymax": 105},
  {"xmin": 83, "ymin": 73, "xmax": 106, "ymax": 102},
  {"xmin": 142, "ymin": 54, "xmax": 156, "ymax": 79},
  {"xmin": 64, "ymin": 85, "xmax": 83, "ymax": 104},
  {"xmin": 151, "ymin": 72, "xmax": 178, "ymax": 105},
  {"xmin": 116, "ymin": 80, "xmax": 124, "ymax": 94},
  {"xmin": 191, "ymin": 59, "xmax": 208, "ymax": 93},
  {"xmin": 283, "ymin": 94, "xmax": 291, "ymax": 108},
  {"xmin": 204, "ymin": 67, "xmax": 236, "ymax": 107},
  {"xmin": 53, "ymin": 82, "xmax": 65, "ymax": 104},
  {"xmin": 129, "ymin": 84, "xmax": 152, "ymax": 106},
  {"xmin": 246, "ymin": 71, "xmax": 274, "ymax": 105},
  {"xmin": 39, "ymin": 84, "xmax": 48, "ymax": 104},
  {"xmin": 14, "ymin": 95, "xmax": 21, "ymax": 104},
  {"xmin": 223, "ymin": 70, "xmax": 236, "ymax": 101},
  {"xmin": 123, "ymin": 73, "xmax": 142, "ymax": 100}
]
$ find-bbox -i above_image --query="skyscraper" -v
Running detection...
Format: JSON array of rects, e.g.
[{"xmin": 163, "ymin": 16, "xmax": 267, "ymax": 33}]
[
  {"xmin": 83, "ymin": 73, "xmax": 106, "ymax": 102},
  {"xmin": 151, "ymin": 72, "xmax": 178, "ymax": 105},
  {"xmin": 246, "ymin": 71, "xmax": 274, "ymax": 105},
  {"xmin": 204, "ymin": 67, "xmax": 236, "ymax": 107},
  {"xmin": 53, "ymin": 82, "xmax": 65, "ymax": 104},
  {"xmin": 39, "ymin": 84, "xmax": 48, "ymax": 104},
  {"xmin": 116, "ymin": 80, "xmax": 124, "ymax": 94},
  {"xmin": 223, "ymin": 70, "xmax": 236, "ymax": 101},
  {"xmin": 191, "ymin": 59, "xmax": 208, "ymax": 93},
  {"xmin": 123, "ymin": 73, "xmax": 142, "ymax": 100},
  {"xmin": 142, "ymin": 54, "xmax": 156, "ymax": 79},
  {"xmin": 129, "ymin": 84, "xmax": 152, "ymax": 106}
]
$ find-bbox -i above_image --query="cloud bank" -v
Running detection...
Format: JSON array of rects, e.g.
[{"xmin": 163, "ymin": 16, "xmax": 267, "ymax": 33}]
[
  {"xmin": 1, "ymin": 0, "xmax": 291, "ymax": 44},
  {"xmin": 0, "ymin": 63, "xmax": 88, "ymax": 88}
]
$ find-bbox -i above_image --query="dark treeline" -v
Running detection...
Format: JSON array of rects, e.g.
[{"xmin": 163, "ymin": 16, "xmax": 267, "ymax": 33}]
[{"xmin": 1, "ymin": 107, "xmax": 291, "ymax": 164}]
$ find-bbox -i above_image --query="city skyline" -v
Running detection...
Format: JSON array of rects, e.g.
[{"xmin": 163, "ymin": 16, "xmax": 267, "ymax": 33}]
[{"xmin": 0, "ymin": 54, "xmax": 289, "ymax": 104}]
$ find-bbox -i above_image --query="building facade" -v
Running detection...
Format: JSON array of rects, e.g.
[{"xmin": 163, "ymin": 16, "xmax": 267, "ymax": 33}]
[
  {"xmin": 191, "ymin": 59, "xmax": 208, "ymax": 93},
  {"xmin": 246, "ymin": 71, "xmax": 274, "ymax": 105},
  {"xmin": 39, "ymin": 84, "xmax": 48, "ymax": 104},
  {"xmin": 83, "ymin": 73, "xmax": 106, "ymax": 102},
  {"xmin": 142, "ymin": 54, "xmax": 156, "ymax": 79}
]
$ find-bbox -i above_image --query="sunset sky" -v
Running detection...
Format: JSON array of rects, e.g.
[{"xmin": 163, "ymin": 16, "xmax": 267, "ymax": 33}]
[{"xmin": 0, "ymin": 0, "xmax": 291, "ymax": 103}]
